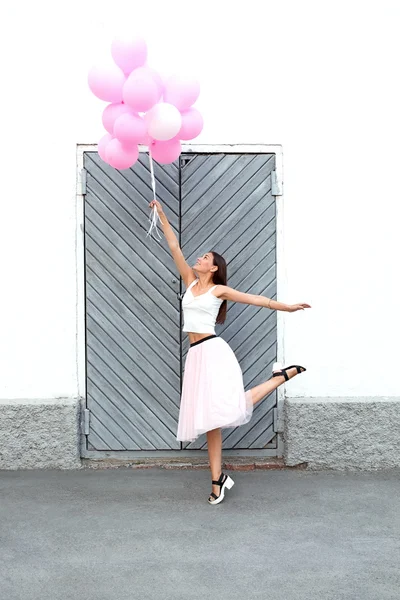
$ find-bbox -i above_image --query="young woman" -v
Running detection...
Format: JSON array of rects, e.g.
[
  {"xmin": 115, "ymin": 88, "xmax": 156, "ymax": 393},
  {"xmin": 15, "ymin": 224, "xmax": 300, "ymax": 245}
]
[{"xmin": 149, "ymin": 200, "xmax": 311, "ymax": 505}]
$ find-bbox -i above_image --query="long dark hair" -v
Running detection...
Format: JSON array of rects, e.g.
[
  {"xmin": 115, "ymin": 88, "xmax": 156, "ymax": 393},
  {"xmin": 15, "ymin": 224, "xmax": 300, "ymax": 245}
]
[{"xmin": 210, "ymin": 251, "xmax": 227, "ymax": 324}]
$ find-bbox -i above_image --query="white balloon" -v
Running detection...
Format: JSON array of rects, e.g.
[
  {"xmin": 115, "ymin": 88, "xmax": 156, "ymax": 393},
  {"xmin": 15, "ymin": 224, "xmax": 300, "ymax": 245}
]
[{"xmin": 145, "ymin": 103, "xmax": 182, "ymax": 141}]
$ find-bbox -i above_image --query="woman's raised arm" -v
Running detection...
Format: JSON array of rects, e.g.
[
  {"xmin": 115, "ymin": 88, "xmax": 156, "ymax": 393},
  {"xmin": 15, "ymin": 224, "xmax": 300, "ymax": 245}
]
[{"xmin": 149, "ymin": 200, "xmax": 196, "ymax": 287}]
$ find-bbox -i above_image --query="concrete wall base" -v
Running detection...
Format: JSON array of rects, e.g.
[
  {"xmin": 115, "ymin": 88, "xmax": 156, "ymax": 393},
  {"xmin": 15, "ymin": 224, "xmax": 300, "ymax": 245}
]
[
  {"xmin": 0, "ymin": 398, "xmax": 82, "ymax": 470},
  {"xmin": 284, "ymin": 397, "xmax": 400, "ymax": 470},
  {"xmin": 3, "ymin": 396, "xmax": 400, "ymax": 471}
]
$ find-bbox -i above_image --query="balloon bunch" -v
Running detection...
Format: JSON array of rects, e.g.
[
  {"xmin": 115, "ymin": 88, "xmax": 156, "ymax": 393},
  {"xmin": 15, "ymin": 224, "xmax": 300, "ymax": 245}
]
[{"xmin": 88, "ymin": 35, "xmax": 204, "ymax": 170}]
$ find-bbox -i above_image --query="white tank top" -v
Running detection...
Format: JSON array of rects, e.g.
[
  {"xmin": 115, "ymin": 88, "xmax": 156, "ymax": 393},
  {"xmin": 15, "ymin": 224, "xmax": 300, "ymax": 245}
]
[{"xmin": 182, "ymin": 279, "xmax": 223, "ymax": 334}]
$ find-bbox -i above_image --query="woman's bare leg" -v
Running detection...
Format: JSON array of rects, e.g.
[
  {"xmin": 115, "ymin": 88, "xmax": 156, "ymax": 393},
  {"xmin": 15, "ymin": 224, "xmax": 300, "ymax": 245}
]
[
  {"xmin": 205, "ymin": 368, "xmax": 303, "ymax": 498},
  {"xmin": 206, "ymin": 428, "xmax": 222, "ymax": 499},
  {"xmin": 249, "ymin": 367, "xmax": 303, "ymax": 406}
]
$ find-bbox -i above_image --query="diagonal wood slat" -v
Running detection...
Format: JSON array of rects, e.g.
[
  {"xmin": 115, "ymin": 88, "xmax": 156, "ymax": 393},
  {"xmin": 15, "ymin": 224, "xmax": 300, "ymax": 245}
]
[
  {"xmin": 183, "ymin": 155, "xmax": 274, "ymax": 236},
  {"xmin": 87, "ymin": 366, "xmax": 168, "ymax": 449},
  {"xmin": 181, "ymin": 154, "xmax": 277, "ymax": 450}
]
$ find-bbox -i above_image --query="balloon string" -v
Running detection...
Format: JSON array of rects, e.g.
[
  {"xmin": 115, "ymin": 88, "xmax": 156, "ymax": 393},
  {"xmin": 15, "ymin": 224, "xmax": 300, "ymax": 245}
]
[{"xmin": 147, "ymin": 150, "xmax": 162, "ymax": 239}]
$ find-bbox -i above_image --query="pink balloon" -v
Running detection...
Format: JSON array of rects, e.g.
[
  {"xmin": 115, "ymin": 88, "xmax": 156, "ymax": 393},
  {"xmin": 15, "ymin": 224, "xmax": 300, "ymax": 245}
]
[
  {"xmin": 145, "ymin": 68, "xmax": 164, "ymax": 96},
  {"xmin": 88, "ymin": 64, "xmax": 126, "ymax": 103},
  {"xmin": 178, "ymin": 107, "xmax": 204, "ymax": 140},
  {"xmin": 105, "ymin": 138, "xmax": 139, "ymax": 170},
  {"xmin": 111, "ymin": 36, "xmax": 147, "ymax": 75},
  {"xmin": 114, "ymin": 113, "xmax": 147, "ymax": 146},
  {"xmin": 102, "ymin": 103, "xmax": 132, "ymax": 134},
  {"xmin": 139, "ymin": 133, "xmax": 153, "ymax": 146},
  {"xmin": 150, "ymin": 139, "xmax": 182, "ymax": 165},
  {"xmin": 123, "ymin": 67, "xmax": 161, "ymax": 112},
  {"xmin": 164, "ymin": 75, "xmax": 200, "ymax": 111},
  {"xmin": 98, "ymin": 133, "xmax": 113, "ymax": 162}
]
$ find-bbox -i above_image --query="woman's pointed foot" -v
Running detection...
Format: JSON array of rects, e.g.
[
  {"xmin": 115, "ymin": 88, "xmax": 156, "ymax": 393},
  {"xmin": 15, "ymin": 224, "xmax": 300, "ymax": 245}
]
[{"xmin": 272, "ymin": 363, "xmax": 306, "ymax": 382}]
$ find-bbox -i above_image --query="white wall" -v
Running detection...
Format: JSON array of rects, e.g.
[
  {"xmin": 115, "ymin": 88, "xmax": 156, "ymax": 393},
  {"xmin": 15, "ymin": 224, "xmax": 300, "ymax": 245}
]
[{"xmin": 1, "ymin": 0, "xmax": 399, "ymax": 399}]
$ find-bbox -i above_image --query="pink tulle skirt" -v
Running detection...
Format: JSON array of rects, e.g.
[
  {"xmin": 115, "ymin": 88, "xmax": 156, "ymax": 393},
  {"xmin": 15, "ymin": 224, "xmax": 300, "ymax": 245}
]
[{"xmin": 177, "ymin": 335, "xmax": 253, "ymax": 442}]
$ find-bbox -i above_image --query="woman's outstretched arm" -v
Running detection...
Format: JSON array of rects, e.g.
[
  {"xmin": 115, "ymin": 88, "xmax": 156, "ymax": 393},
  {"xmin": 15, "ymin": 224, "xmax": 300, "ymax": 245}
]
[
  {"xmin": 149, "ymin": 200, "xmax": 196, "ymax": 286},
  {"xmin": 215, "ymin": 286, "xmax": 311, "ymax": 313}
]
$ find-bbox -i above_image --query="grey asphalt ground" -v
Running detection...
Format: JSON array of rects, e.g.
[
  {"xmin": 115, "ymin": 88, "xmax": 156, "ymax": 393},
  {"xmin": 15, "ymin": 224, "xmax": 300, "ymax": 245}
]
[{"xmin": 1, "ymin": 468, "xmax": 399, "ymax": 600}]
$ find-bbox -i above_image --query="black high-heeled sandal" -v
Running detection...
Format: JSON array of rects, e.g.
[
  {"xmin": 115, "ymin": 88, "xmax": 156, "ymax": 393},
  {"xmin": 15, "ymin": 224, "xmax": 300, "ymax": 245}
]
[
  {"xmin": 208, "ymin": 472, "xmax": 235, "ymax": 505},
  {"xmin": 272, "ymin": 364, "xmax": 306, "ymax": 381}
]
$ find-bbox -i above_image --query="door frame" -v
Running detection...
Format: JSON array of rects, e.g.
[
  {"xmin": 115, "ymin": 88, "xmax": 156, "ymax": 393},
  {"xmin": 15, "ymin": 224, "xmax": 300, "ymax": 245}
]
[{"xmin": 76, "ymin": 144, "xmax": 286, "ymax": 459}]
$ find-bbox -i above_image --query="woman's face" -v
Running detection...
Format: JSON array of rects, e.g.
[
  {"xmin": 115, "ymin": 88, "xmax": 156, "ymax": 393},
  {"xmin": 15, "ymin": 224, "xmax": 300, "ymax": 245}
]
[{"xmin": 193, "ymin": 252, "xmax": 217, "ymax": 274}]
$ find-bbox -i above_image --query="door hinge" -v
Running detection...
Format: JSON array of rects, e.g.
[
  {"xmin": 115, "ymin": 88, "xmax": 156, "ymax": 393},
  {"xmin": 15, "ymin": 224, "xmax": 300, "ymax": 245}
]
[
  {"xmin": 271, "ymin": 170, "xmax": 283, "ymax": 196},
  {"xmin": 81, "ymin": 408, "xmax": 90, "ymax": 435},
  {"xmin": 79, "ymin": 168, "xmax": 87, "ymax": 196},
  {"xmin": 273, "ymin": 406, "xmax": 284, "ymax": 434}
]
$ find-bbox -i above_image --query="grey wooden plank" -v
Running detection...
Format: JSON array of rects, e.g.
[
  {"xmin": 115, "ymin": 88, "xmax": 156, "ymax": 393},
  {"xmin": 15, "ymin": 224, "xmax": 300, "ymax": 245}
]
[
  {"xmin": 182, "ymin": 155, "xmax": 247, "ymax": 212},
  {"xmin": 228, "ymin": 222, "xmax": 276, "ymax": 276},
  {"xmin": 88, "ymin": 429, "xmax": 111, "ymax": 451},
  {"xmin": 186, "ymin": 189, "xmax": 274, "ymax": 267},
  {"xmin": 87, "ymin": 394, "xmax": 141, "ymax": 450},
  {"xmin": 180, "ymin": 155, "xmax": 216, "ymax": 183},
  {"xmin": 86, "ymin": 174, "xmax": 178, "ymax": 276},
  {"xmin": 86, "ymin": 259, "xmax": 178, "ymax": 359},
  {"xmin": 87, "ymin": 272, "xmax": 179, "ymax": 370},
  {"xmin": 88, "ymin": 151, "xmax": 180, "ymax": 221},
  {"xmin": 89, "ymin": 413, "xmax": 126, "ymax": 450},
  {"xmin": 232, "ymin": 312, "xmax": 276, "ymax": 363},
  {"xmin": 245, "ymin": 354, "xmax": 277, "ymax": 392},
  {"xmin": 182, "ymin": 155, "xmax": 257, "ymax": 228},
  {"xmin": 229, "ymin": 247, "xmax": 276, "ymax": 297},
  {"xmin": 230, "ymin": 311, "xmax": 277, "ymax": 364},
  {"xmin": 249, "ymin": 424, "xmax": 276, "ymax": 449},
  {"xmin": 85, "ymin": 201, "xmax": 178, "ymax": 316},
  {"xmin": 87, "ymin": 303, "xmax": 179, "ymax": 410},
  {"xmin": 183, "ymin": 155, "xmax": 274, "ymax": 237},
  {"xmin": 223, "ymin": 316, "xmax": 276, "ymax": 369},
  {"xmin": 87, "ymin": 387, "xmax": 156, "ymax": 450},
  {"xmin": 86, "ymin": 232, "xmax": 179, "ymax": 341},
  {"xmin": 222, "ymin": 273, "xmax": 276, "ymax": 339},
  {"xmin": 209, "ymin": 192, "xmax": 275, "ymax": 260},
  {"xmin": 181, "ymin": 154, "xmax": 227, "ymax": 195},
  {"xmin": 87, "ymin": 290, "xmax": 179, "ymax": 388},
  {"xmin": 182, "ymin": 157, "xmax": 272, "ymax": 243},
  {"xmin": 87, "ymin": 342, "xmax": 179, "ymax": 448},
  {"xmin": 212, "ymin": 219, "xmax": 276, "ymax": 288},
  {"xmin": 242, "ymin": 342, "xmax": 277, "ymax": 389},
  {"xmin": 87, "ymin": 316, "xmax": 180, "ymax": 422},
  {"xmin": 184, "ymin": 434, "xmax": 206, "ymax": 450},
  {"xmin": 85, "ymin": 200, "xmax": 178, "ymax": 311},
  {"xmin": 87, "ymin": 365, "xmax": 170, "ymax": 449},
  {"xmin": 234, "ymin": 414, "xmax": 275, "ymax": 449},
  {"xmin": 86, "ymin": 156, "xmax": 179, "ymax": 232},
  {"xmin": 183, "ymin": 186, "xmax": 274, "ymax": 263},
  {"xmin": 86, "ymin": 176, "xmax": 178, "ymax": 274},
  {"xmin": 228, "ymin": 232, "xmax": 276, "ymax": 285}
]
